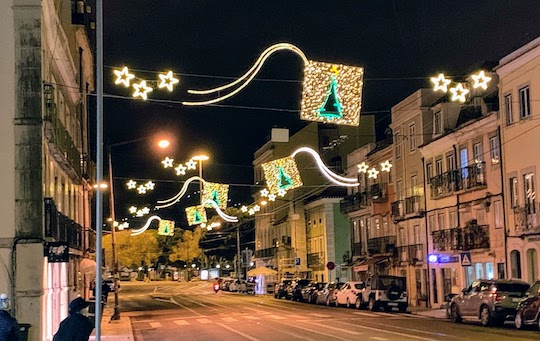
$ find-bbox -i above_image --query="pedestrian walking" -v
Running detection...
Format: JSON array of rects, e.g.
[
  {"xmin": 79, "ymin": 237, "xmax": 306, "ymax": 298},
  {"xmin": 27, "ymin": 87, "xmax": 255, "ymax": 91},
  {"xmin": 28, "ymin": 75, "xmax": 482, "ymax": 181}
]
[
  {"xmin": 53, "ymin": 297, "xmax": 94, "ymax": 341},
  {"xmin": 0, "ymin": 294, "xmax": 19, "ymax": 341}
]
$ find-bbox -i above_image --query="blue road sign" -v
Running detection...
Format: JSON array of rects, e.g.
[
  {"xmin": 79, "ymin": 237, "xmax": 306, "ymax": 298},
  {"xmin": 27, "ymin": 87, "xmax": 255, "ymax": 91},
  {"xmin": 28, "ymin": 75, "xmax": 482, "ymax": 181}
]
[{"xmin": 294, "ymin": 257, "xmax": 301, "ymax": 266}]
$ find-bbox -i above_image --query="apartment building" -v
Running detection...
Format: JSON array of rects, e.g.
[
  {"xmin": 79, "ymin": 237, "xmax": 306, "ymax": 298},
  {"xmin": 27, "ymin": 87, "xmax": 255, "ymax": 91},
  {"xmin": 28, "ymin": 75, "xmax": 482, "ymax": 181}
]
[{"xmin": 497, "ymin": 36, "xmax": 540, "ymax": 284}]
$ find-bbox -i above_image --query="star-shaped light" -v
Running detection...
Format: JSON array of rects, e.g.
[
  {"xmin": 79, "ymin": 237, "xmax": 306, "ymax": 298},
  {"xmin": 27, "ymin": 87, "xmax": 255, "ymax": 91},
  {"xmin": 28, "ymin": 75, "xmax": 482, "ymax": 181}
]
[
  {"xmin": 240, "ymin": 205, "xmax": 248, "ymax": 213},
  {"xmin": 367, "ymin": 167, "xmax": 379, "ymax": 179},
  {"xmin": 137, "ymin": 185, "xmax": 147, "ymax": 194},
  {"xmin": 248, "ymin": 208, "xmax": 255, "ymax": 215},
  {"xmin": 430, "ymin": 73, "xmax": 452, "ymax": 93},
  {"xmin": 145, "ymin": 181, "xmax": 155, "ymax": 190},
  {"xmin": 128, "ymin": 206, "xmax": 137, "ymax": 214},
  {"xmin": 330, "ymin": 65, "xmax": 340, "ymax": 75},
  {"xmin": 141, "ymin": 207, "xmax": 150, "ymax": 215},
  {"xmin": 471, "ymin": 70, "xmax": 492, "ymax": 90},
  {"xmin": 278, "ymin": 188, "xmax": 287, "ymax": 197},
  {"xmin": 175, "ymin": 164, "xmax": 187, "ymax": 176},
  {"xmin": 260, "ymin": 188, "xmax": 269, "ymax": 197},
  {"xmin": 162, "ymin": 157, "xmax": 174, "ymax": 168},
  {"xmin": 380, "ymin": 160, "xmax": 393, "ymax": 172},
  {"xmin": 158, "ymin": 71, "xmax": 179, "ymax": 92},
  {"xmin": 185, "ymin": 159, "xmax": 197, "ymax": 170},
  {"xmin": 132, "ymin": 80, "xmax": 153, "ymax": 100},
  {"xmin": 113, "ymin": 66, "xmax": 135, "ymax": 87},
  {"xmin": 136, "ymin": 210, "xmax": 144, "ymax": 217},
  {"xmin": 253, "ymin": 205, "xmax": 261, "ymax": 212},
  {"xmin": 126, "ymin": 180, "xmax": 137, "ymax": 189},
  {"xmin": 357, "ymin": 162, "xmax": 369, "ymax": 173},
  {"xmin": 449, "ymin": 83, "xmax": 470, "ymax": 103},
  {"xmin": 268, "ymin": 193, "xmax": 276, "ymax": 202}
]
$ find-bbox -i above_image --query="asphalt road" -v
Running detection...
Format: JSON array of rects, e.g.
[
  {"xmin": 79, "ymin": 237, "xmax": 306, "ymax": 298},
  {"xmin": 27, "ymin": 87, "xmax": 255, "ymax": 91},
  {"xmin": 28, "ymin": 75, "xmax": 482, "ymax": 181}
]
[{"xmin": 117, "ymin": 281, "xmax": 540, "ymax": 341}]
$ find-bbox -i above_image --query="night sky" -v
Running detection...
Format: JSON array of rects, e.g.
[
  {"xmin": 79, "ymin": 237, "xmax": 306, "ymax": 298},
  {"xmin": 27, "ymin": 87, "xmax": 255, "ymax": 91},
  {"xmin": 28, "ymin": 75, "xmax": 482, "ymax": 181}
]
[{"xmin": 100, "ymin": 0, "xmax": 540, "ymax": 224}]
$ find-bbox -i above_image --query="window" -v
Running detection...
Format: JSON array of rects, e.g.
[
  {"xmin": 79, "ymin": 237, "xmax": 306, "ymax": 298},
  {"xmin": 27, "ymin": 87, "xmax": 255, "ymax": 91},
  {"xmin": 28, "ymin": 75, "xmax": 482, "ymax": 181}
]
[
  {"xmin": 446, "ymin": 153, "xmax": 456, "ymax": 170},
  {"xmin": 428, "ymin": 214, "xmax": 435, "ymax": 233},
  {"xmin": 510, "ymin": 250, "xmax": 522, "ymax": 279},
  {"xmin": 435, "ymin": 159, "xmax": 443, "ymax": 175},
  {"xmin": 427, "ymin": 163, "xmax": 433, "ymax": 180},
  {"xmin": 524, "ymin": 173, "xmax": 536, "ymax": 214},
  {"xmin": 434, "ymin": 111, "xmax": 442, "ymax": 135},
  {"xmin": 494, "ymin": 200, "xmax": 503, "ymax": 229},
  {"xmin": 395, "ymin": 132, "xmax": 401, "ymax": 158},
  {"xmin": 505, "ymin": 94, "xmax": 513, "ymax": 125},
  {"xmin": 489, "ymin": 136, "xmax": 500, "ymax": 164},
  {"xmin": 397, "ymin": 180, "xmax": 403, "ymax": 200},
  {"xmin": 411, "ymin": 175, "xmax": 419, "ymax": 195},
  {"xmin": 510, "ymin": 177, "xmax": 519, "ymax": 208},
  {"xmin": 473, "ymin": 142, "xmax": 483, "ymax": 163},
  {"xmin": 437, "ymin": 213, "xmax": 446, "ymax": 230},
  {"xmin": 449, "ymin": 211, "xmax": 457, "ymax": 228},
  {"xmin": 409, "ymin": 123, "xmax": 416, "ymax": 151},
  {"xmin": 519, "ymin": 86, "xmax": 531, "ymax": 119}
]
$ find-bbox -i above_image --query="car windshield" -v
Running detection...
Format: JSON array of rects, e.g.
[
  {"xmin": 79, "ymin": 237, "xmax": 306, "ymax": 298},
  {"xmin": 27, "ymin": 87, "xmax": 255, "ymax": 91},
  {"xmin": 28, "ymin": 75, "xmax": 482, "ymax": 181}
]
[
  {"xmin": 297, "ymin": 280, "xmax": 311, "ymax": 286},
  {"xmin": 375, "ymin": 277, "xmax": 406, "ymax": 290},
  {"xmin": 354, "ymin": 283, "xmax": 364, "ymax": 290},
  {"xmin": 495, "ymin": 283, "xmax": 530, "ymax": 294}
]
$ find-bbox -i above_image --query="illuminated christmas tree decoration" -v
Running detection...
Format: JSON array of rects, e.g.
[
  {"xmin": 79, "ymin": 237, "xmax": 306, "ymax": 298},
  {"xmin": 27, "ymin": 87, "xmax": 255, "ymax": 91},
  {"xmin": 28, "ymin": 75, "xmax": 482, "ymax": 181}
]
[
  {"xmin": 141, "ymin": 207, "xmax": 150, "ymax": 215},
  {"xmin": 278, "ymin": 188, "xmax": 287, "ymax": 197},
  {"xmin": 449, "ymin": 83, "xmax": 469, "ymax": 103},
  {"xmin": 205, "ymin": 199, "xmax": 238, "ymax": 222},
  {"xmin": 162, "ymin": 157, "xmax": 174, "ymax": 168},
  {"xmin": 175, "ymin": 164, "xmax": 187, "ymax": 176},
  {"xmin": 248, "ymin": 208, "xmax": 255, "ymax": 215},
  {"xmin": 380, "ymin": 160, "xmax": 393, "ymax": 172},
  {"xmin": 430, "ymin": 73, "xmax": 451, "ymax": 93},
  {"xmin": 132, "ymin": 80, "xmax": 153, "ymax": 100},
  {"xmin": 202, "ymin": 182, "xmax": 229, "ymax": 209},
  {"xmin": 186, "ymin": 159, "xmax": 197, "ymax": 170},
  {"xmin": 301, "ymin": 61, "xmax": 363, "ymax": 126},
  {"xmin": 129, "ymin": 206, "xmax": 137, "ymax": 214},
  {"xmin": 114, "ymin": 66, "xmax": 135, "ymax": 87},
  {"xmin": 155, "ymin": 176, "xmax": 205, "ymax": 209},
  {"xmin": 185, "ymin": 205, "xmax": 207, "ymax": 226},
  {"xmin": 261, "ymin": 156, "xmax": 303, "ymax": 194},
  {"xmin": 260, "ymin": 188, "xmax": 269, "ymax": 197},
  {"xmin": 268, "ymin": 193, "xmax": 276, "ymax": 202},
  {"xmin": 137, "ymin": 185, "xmax": 147, "ymax": 194},
  {"xmin": 357, "ymin": 162, "xmax": 369, "ymax": 173},
  {"xmin": 158, "ymin": 219, "xmax": 175, "ymax": 236},
  {"xmin": 367, "ymin": 167, "xmax": 379, "ymax": 179},
  {"xmin": 471, "ymin": 70, "xmax": 492, "ymax": 90},
  {"xmin": 145, "ymin": 181, "xmax": 155, "ymax": 190},
  {"xmin": 127, "ymin": 180, "xmax": 137, "ymax": 189},
  {"xmin": 158, "ymin": 71, "xmax": 179, "ymax": 92},
  {"xmin": 253, "ymin": 205, "xmax": 261, "ymax": 212},
  {"xmin": 130, "ymin": 216, "xmax": 162, "ymax": 236}
]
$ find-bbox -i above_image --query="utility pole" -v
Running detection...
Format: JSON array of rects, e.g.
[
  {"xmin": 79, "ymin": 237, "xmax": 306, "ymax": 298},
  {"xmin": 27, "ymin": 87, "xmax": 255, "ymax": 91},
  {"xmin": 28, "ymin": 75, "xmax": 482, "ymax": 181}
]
[
  {"xmin": 236, "ymin": 225, "xmax": 241, "ymax": 279},
  {"xmin": 107, "ymin": 145, "xmax": 120, "ymax": 320}
]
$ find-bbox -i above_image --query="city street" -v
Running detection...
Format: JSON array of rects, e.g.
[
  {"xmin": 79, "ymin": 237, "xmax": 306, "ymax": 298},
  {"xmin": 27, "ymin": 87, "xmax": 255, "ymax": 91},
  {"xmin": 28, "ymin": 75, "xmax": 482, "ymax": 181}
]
[{"xmin": 116, "ymin": 281, "xmax": 540, "ymax": 341}]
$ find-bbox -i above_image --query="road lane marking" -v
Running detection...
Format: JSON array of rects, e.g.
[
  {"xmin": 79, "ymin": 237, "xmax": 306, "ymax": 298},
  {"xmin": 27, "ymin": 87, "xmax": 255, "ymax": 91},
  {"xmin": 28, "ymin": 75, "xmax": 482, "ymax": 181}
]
[
  {"xmin": 267, "ymin": 315, "xmax": 286, "ymax": 320},
  {"xmin": 173, "ymin": 320, "xmax": 190, "ymax": 326},
  {"xmin": 287, "ymin": 314, "xmax": 307, "ymax": 319},
  {"xmin": 196, "ymin": 318, "xmax": 212, "ymax": 324},
  {"xmin": 268, "ymin": 320, "xmax": 355, "ymax": 341},
  {"xmin": 169, "ymin": 297, "xmax": 203, "ymax": 316},
  {"xmin": 149, "ymin": 322, "xmax": 162, "ymax": 328},
  {"xmin": 334, "ymin": 321, "xmax": 439, "ymax": 341},
  {"xmin": 352, "ymin": 320, "xmax": 456, "ymax": 338},
  {"xmin": 301, "ymin": 320, "xmax": 363, "ymax": 336},
  {"xmin": 353, "ymin": 312, "xmax": 378, "ymax": 317},
  {"xmin": 221, "ymin": 317, "xmax": 238, "ymax": 322},
  {"xmin": 243, "ymin": 316, "xmax": 260, "ymax": 320},
  {"xmin": 215, "ymin": 322, "xmax": 261, "ymax": 341},
  {"xmin": 370, "ymin": 338, "xmax": 388, "ymax": 341},
  {"xmin": 309, "ymin": 313, "xmax": 332, "ymax": 318}
]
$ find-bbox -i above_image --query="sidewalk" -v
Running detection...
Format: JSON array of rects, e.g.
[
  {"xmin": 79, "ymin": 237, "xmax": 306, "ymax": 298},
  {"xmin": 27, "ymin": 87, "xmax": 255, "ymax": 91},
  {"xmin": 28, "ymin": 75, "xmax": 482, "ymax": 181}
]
[
  {"xmin": 89, "ymin": 306, "xmax": 134, "ymax": 341},
  {"xmin": 409, "ymin": 306, "xmax": 448, "ymax": 319}
]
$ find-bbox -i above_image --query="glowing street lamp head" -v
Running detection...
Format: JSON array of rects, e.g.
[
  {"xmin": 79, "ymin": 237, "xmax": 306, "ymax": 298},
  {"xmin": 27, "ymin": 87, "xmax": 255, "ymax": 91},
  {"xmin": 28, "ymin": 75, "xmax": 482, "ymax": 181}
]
[
  {"xmin": 192, "ymin": 154, "xmax": 210, "ymax": 161},
  {"xmin": 157, "ymin": 140, "xmax": 170, "ymax": 149}
]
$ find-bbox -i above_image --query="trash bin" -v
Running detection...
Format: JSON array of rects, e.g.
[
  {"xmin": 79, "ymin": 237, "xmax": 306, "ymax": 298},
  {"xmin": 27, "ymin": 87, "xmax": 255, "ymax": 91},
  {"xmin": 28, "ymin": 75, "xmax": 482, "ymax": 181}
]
[{"xmin": 18, "ymin": 323, "xmax": 31, "ymax": 341}]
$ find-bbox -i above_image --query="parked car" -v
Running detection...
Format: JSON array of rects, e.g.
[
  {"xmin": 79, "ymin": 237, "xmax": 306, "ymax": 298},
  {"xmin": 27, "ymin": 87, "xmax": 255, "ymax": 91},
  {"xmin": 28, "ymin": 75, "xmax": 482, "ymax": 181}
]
[
  {"xmin": 335, "ymin": 281, "xmax": 365, "ymax": 308},
  {"xmin": 221, "ymin": 279, "xmax": 233, "ymax": 291},
  {"xmin": 275, "ymin": 279, "xmax": 293, "ymax": 299},
  {"xmin": 229, "ymin": 279, "xmax": 247, "ymax": 292},
  {"xmin": 449, "ymin": 279, "xmax": 530, "ymax": 327},
  {"xmin": 316, "ymin": 282, "xmax": 344, "ymax": 306},
  {"xmin": 357, "ymin": 275, "xmax": 407, "ymax": 312},
  {"xmin": 301, "ymin": 282, "xmax": 326, "ymax": 304},
  {"xmin": 288, "ymin": 279, "xmax": 312, "ymax": 301},
  {"xmin": 515, "ymin": 280, "xmax": 540, "ymax": 330}
]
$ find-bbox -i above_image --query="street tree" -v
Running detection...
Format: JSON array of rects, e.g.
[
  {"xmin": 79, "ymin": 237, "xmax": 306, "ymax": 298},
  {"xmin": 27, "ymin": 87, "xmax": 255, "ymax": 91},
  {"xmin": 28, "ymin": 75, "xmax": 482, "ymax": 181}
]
[
  {"xmin": 169, "ymin": 227, "xmax": 204, "ymax": 263},
  {"xmin": 103, "ymin": 230, "xmax": 161, "ymax": 269}
]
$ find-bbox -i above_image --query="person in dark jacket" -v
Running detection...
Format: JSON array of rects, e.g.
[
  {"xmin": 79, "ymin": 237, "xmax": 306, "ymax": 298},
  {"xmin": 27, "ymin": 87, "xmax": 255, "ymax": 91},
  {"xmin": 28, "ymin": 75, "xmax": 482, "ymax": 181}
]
[
  {"xmin": 53, "ymin": 297, "xmax": 94, "ymax": 341},
  {"xmin": 0, "ymin": 294, "xmax": 19, "ymax": 341}
]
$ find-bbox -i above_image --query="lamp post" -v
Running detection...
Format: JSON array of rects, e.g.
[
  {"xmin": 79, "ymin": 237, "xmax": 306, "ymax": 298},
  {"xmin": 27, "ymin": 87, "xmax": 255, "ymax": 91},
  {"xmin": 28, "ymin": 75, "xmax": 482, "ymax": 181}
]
[{"xmin": 191, "ymin": 154, "xmax": 209, "ymax": 205}]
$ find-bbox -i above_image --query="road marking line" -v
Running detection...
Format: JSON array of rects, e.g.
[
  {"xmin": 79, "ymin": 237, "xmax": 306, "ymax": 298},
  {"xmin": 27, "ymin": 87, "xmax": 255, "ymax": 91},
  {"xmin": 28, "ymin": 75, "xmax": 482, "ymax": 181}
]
[
  {"xmin": 403, "ymin": 314, "xmax": 429, "ymax": 318},
  {"xmin": 372, "ymin": 312, "xmax": 395, "ymax": 317},
  {"xmin": 269, "ymin": 320, "xmax": 355, "ymax": 341},
  {"xmin": 196, "ymin": 318, "xmax": 213, "ymax": 324},
  {"xmin": 169, "ymin": 297, "xmax": 203, "ymax": 316},
  {"xmin": 267, "ymin": 315, "xmax": 286, "ymax": 320},
  {"xmin": 243, "ymin": 316, "xmax": 260, "ymax": 320},
  {"xmin": 335, "ymin": 321, "xmax": 439, "ymax": 341},
  {"xmin": 149, "ymin": 322, "xmax": 162, "ymax": 328},
  {"xmin": 221, "ymin": 317, "xmax": 238, "ymax": 322},
  {"xmin": 353, "ymin": 312, "xmax": 377, "ymax": 317},
  {"xmin": 370, "ymin": 338, "xmax": 388, "ymax": 341},
  {"xmin": 309, "ymin": 313, "xmax": 332, "ymax": 318},
  {"xmin": 286, "ymin": 314, "xmax": 306, "ymax": 319},
  {"xmin": 301, "ymin": 320, "xmax": 362, "ymax": 335},
  {"xmin": 351, "ymin": 320, "xmax": 456, "ymax": 338},
  {"xmin": 173, "ymin": 320, "xmax": 190, "ymax": 326},
  {"xmin": 215, "ymin": 323, "xmax": 261, "ymax": 341}
]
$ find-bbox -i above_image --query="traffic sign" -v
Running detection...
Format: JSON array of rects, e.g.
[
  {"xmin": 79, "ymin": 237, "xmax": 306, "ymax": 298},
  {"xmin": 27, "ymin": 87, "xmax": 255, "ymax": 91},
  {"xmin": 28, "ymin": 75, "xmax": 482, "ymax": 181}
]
[
  {"xmin": 460, "ymin": 252, "xmax": 472, "ymax": 266},
  {"xmin": 326, "ymin": 261, "xmax": 336, "ymax": 270},
  {"xmin": 294, "ymin": 257, "xmax": 301, "ymax": 266}
]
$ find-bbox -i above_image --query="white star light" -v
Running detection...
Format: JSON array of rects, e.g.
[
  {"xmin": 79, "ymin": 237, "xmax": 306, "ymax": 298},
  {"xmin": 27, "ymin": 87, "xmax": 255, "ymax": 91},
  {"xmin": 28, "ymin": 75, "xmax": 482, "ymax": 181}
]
[
  {"xmin": 127, "ymin": 180, "xmax": 137, "ymax": 189},
  {"xmin": 260, "ymin": 188, "xmax": 269, "ymax": 197},
  {"xmin": 129, "ymin": 206, "xmax": 137, "ymax": 214},
  {"xmin": 278, "ymin": 188, "xmax": 287, "ymax": 197},
  {"xmin": 248, "ymin": 208, "xmax": 255, "ymax": 215},
  {"xmin": 175, "ymin": 164, "xmax": 187, "ymax": 176},
  {"xmin": 136, "ymin": 210, "xmax": 144, "ymax": 217},
  {"xmin": 367, "ymin": 167, "xmax": 379, "ymax": 179},
  {"xmin": 471, "ymin": 70, "xmax": 492, "ymax": 90},
  {"xmin": 449, "ymin": 83, "xmax": 470, "ymax": 103},
  {"xmin": 253, "ymin": 205, "xmax": 261, "ymax": 212},
  {"xmin": 357, "ymin": 162, "xmax": 369, "ymax": 173},
  {"xmin": 141, "ymin": 207, "xmax": 150, "ymax": 215},
  {"xmin": 137, "ymin": 185, "xmax": 147, "ymax": 194},
  {"xmin": 114, "ymin": 66, "xmax": 135, "ymax": 87},
  {"xmin": 158, "ymin": 71, "xmax": 179, "ymax": 92},
  {"xmin": 380, "ymin": 160, "xmax": 393, "ymax": 172},
  {"xmin": 162, "ymin": 157, "xmax": 174, "ymax": 168},
  {"xmin": 430, "ymin": 73, "xmax": 452, "ymax": 93},
  {"xmin": 268, "ymin": 193, "xmax": 276, "ymax": 202},
  {"xmin": 145, "ymin": 181, "xmax": 155, "ymax": 190},
  {"xmin": 185, "ymin": 159, "xmax": 197, "ymax": 170},
  {"xmin": 240, "ymin": 206, "xmax": 248, "ymax": 213},
  {"xmin": 132, "ymin": 80, "xmax": 153, "ymax": 100}
]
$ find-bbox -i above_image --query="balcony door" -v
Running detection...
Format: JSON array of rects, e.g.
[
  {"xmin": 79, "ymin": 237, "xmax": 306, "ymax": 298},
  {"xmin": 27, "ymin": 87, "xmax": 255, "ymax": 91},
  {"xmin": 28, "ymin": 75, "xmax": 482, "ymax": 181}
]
[
  {"xmin": 460, "ymin": 148, "xmax": 468, "ymax": 179},
  {"xmin": 524, "ymin": 173, "xmax": 536, "ymax": 215}
]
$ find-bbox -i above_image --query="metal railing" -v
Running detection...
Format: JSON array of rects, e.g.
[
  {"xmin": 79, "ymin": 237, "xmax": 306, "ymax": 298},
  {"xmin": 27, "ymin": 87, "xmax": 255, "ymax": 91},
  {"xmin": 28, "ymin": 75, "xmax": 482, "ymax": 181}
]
[
  {"xmin": 430, "ymin": 162, "xmax": 486, "ymax": 199},
  {"xmin": 307, "ymin": 252, "xmax": 325, "ymax": 266},
  {"xmin": 432, "ymin": 224, "xmax": 490, "ymax": 252},
  {"xmin": 352, "ymin": 242, "xmax": 366, "ymax": 257},
  {"xmin": 45, "ymin": 198, "xmax": 86, "ymax": 250},
  {"xmin": 398, "ymin": 244, "xmax": 424, "ymax": 263},
  {"xmin": 514, "ymin": 202, "xmax": 540, "ymax": 234},
  {"xmin": 392, "ymin": 196, "xmax": 424, "ymax": 219},
  {"xmin": 254, "ymin": 247, "xmax": 276, "ymax": 258},
  {"xmin": 370, "ymin": 183, "xmax": 388, "ymax": 202},
  {"xmin": 367, "ymin": 236, "xmax": 397, "ymax": 255},
  {"xmin": 340, "ymin": 192, "xmax": 369, "ymax": 214}
]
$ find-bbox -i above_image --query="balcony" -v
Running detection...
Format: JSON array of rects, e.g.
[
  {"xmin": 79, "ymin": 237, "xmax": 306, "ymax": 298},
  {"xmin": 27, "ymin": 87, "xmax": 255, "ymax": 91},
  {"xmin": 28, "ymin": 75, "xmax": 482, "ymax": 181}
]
[
  {"xmin": 430, "ymin": 163, "xmax": 486, "ymax": 199},
  {"xmin": 352, "ymin": 242, "xmax": 366, "ymax": 257},
  {"xmin": 514, "ymin": 203, "xmax": 540, "ymax": 235},
  {"xmin": 367, "ymin": 236, "xmax": 397, "ymax": 256},
  {"xmin": 340, "ymin": 192, "xmax": 369, "ymax": 214},
  {"xmin": 432, "ymin": 223, "xmax": 490, "ymax": 252},
  {"xmin": 44, "ymin": 198, "xmax": 85, "ymax": 251},
  {"xmin": 370, "ymin": 183, "xmax": 388, "ymax": 203},
  {"xmin": 398, "ymin": 244, "xmax": 424, "ymax": 264},
  {"xmin": 254, "ymin": 247, "xmax": 276, "ymax": 259},
  {"xmin": 392, "ymin": 196, "xmax": 424, "ymax": 221},
  {"xmin": 87, "ymin": 229, "xmax": 96, "ymax": 252},
  {"xmin": 307, "ymin": 252, "xmax": 325, "ymax": 267}
]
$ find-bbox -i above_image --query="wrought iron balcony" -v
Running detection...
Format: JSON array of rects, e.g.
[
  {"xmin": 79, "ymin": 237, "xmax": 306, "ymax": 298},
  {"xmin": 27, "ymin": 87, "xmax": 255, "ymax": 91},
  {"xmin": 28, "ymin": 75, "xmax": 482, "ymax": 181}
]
[
  {"xmin": 44, "ymin": 198, "xmax": 85, "ymax": 250},
  {"xmin": 307, "ymin": 252, "xmax": 325, "ymax": 266},
  {"xmin": 430, "ymin": 162, "xmax": 486, "ymax": 199},
  {"xmin": 367, "ymin": 236, "xmax": 397, "ymax": 256},
  {"xmin": 392, "ymin": 196, "xmax": 424, "ymax": 220},
  {"xmin": 370, "ymin": 183, "xmax": 388, "ymax": 203},
  {"xmin": 514, "ymin": 203, "xmax": 540, "ymax": 235},
  {"xmin": 398, "ymin": 244, "xmax": 424, "ymax": 264},
  {"xmin": 340, "ymin": 192, "xmax": 369, "ymax": 214},
  {"xmin": 87, "ymin": 229, "xmax": 96, "ymax": 252},
  {"xmin": 254, "ymin": 247, "xmax": 276, "ymax": 258},
  {"xmin": 352, "ymin": 242, "xmax": 366, "ymax": 257},
  {"xmin": 432, "ymin": 223, "xmax": 490, "ymax": 252}
]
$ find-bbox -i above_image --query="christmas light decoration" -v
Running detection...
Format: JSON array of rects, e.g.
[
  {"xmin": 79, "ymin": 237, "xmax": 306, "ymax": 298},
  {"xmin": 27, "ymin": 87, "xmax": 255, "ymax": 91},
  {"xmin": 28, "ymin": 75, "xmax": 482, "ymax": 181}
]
[
  {"xmin": 278, "ymin": 189, "xmax": 287, "ymax": 197},
  {"xmin": 145, "ymin": 181, "xmax": 155, "ymax": 190},
  {"xmin": 291, "ymin": 147, "xmax": 359, "ymax": 186},
  {"xmin": 471, "ymin": 70, "xmax": 491, "ymax": 90},
  {"xmin": 205, "ymin": 200, "xmax": 238, "ymax": 223},
  {"xmin": 114, "ymin": 66, "xmax": 135, "ymax": 87},
  {"xmin": 162, "ymin": 157, "xmax": 174, "ymax": 168},
  {"xmin": 357, "ymin": 162, "xmax": 369, "ymax": 173},
  {"xmin": 132, "ymin": 80, "xmax": 153, "ymax": 100},
  {"xmin": 137, "ymin": 185, "xmax": 147, "ymax": 195},
  {"xmin": 117, "ymin": 222, "xmax": 129, "ymax": 230},
  {"xmin": 380, "ymin": 160, "xmax": 393, "ymax": 172},
  {"xmin": 128, "ymin": 206, "xmax": 137, "ymax": 214},
  {"xmin": 241, "ymin": 206, "xmax": 248, "ymax": 213},
  {"xmin": 248, "ymin": 208, "xmax": 255, "ymax": 215},
  {"xmin": 449, "ymin": 83, "xmax": 469, "ymax": 103},
  {"xmin": 185, "ymin": 159, "xmax": 197, "ymax": 170},
  {"xmin": 367, "ymin": 167, "xmax": 379, "ymax": 179},
  {"xmin": 158, "ymin": 219, "xmax": 175, "ymax": 236},
  {"xmin": 261, "ymin": 156, "xmax": 303, "ymax": 193},
  {"xmin": 268, "ymin": 193, "xmax": 276, "ymax": 202},
  {"xmin": 260, "ymin": 189, "xmax": 269, "ymax": 197},
  {"xmin": 185, "ymin": 205, "xmax": 207, "ymax": 226},
  {"xmin": 127, "ymin": 180, "xmax": 137, "ymax": 189},
  {"xmin": 202, "ymin": 182, "xmax": 229, "ymax": 209},
  {"xmin": 155, "ymin": 176, "xmax": 204, "ymax": 209},
  {"xmin": 175, "ymin": 164, "xmax": 187, "ymax": 176},
  {"xmin": 141, "ymin": 207, "xmax": 150, "ymax": 215},
  {"xmin": 130, "ymin": 216, "xmax": 161, "ymax": 236},
  {"xmin": 253, "ymin": 205, "xmax": 261, "ymax": 212},
  {"xmin": 136, "ymin": 210, "xmax": 144, "ymax": 217},
  {"xmin": 158, "ymin": 71, "xmax": 179, "ymax": 91},
  {"xmin": 430, "ymin": 73, "xmax": 451, "ymax": 93}
]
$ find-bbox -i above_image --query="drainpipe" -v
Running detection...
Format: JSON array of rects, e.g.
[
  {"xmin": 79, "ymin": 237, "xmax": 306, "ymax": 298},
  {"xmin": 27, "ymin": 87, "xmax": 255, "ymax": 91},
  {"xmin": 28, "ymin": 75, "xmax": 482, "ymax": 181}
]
[
  {"xmin": 421, "ymin": 157, "xmax": 431, "ymax": 308},
  {"xmin": 497, "ymin": 126, "xmax": 508, "ymax": 279}
]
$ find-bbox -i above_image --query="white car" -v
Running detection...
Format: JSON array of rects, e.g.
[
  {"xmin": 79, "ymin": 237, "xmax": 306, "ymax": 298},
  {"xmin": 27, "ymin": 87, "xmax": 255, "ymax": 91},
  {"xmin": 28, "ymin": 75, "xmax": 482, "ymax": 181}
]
[{"xmin": 335, "ymin": 281, "xmax": 365, "ymax": 308}]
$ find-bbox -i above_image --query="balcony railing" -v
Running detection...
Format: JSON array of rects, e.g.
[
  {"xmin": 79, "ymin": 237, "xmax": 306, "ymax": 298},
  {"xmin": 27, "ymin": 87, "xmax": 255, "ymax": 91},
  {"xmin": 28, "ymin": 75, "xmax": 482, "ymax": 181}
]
[
  {"xmin": 392, "ymin": 196, "xmax": 424, "ymax": 220},
  {"xmin": 340, "ymin": 192, "xmax": 369, "ymax": 214},
  {"xmin": 352, "ymin": 242, "xmax": 366, "ymax": 257},
  {"xmin": 367, "ymin": 236, "xmax": 397, "ymax": 256},
  {"xmin": 45, "ymin": 198, "xmax": 85, "ymax": 251},
  {"xmin": 398, "ymin": 244, "xmax": 424, "ymax": 264},
  {"xmin": 514, "ymin": 202, "xmax": 540, "ymax": 235},
  {"xmin": 432, "ymin": 224, "xmax": 490, "ymax": 252},
  {"xmin": 87, "ymin": 229, "xmax": 96, "ymax": 252},
  {"xmin": 430, "ymin": 163, "xmax": 486, "ymax": 199},
  {"xmin": 307, "ymin": 252, "xmax": 325, "ymax": 266},
  {"xmin": 370, "ymin": 183, "xmax": 388, "ymax": 203},
  {"xmin": 254, "ymin": 247, "xmax": 276, "ymax": 258}
]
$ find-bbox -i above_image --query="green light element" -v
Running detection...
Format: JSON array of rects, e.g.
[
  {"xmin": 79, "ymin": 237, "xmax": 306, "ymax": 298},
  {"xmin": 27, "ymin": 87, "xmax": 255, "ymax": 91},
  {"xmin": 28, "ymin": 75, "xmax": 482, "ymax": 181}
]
[
  {"xmin": 211, "ymin": 190, "xmax": 220, "ymax": 207},
  {"xmin": 277, "ymin": 166, "xmax": 293, "ymax": 190},
  {"xmin": 316, "ymin": 75, "xmax": 343, "ymax": 119},
  {"xmin": 194, "ymin": 211, "xmax": 202, "ymax": 224},
  {"xmin": 158, "ymin": 220, "xmax": 175, "ymax": 236}
]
